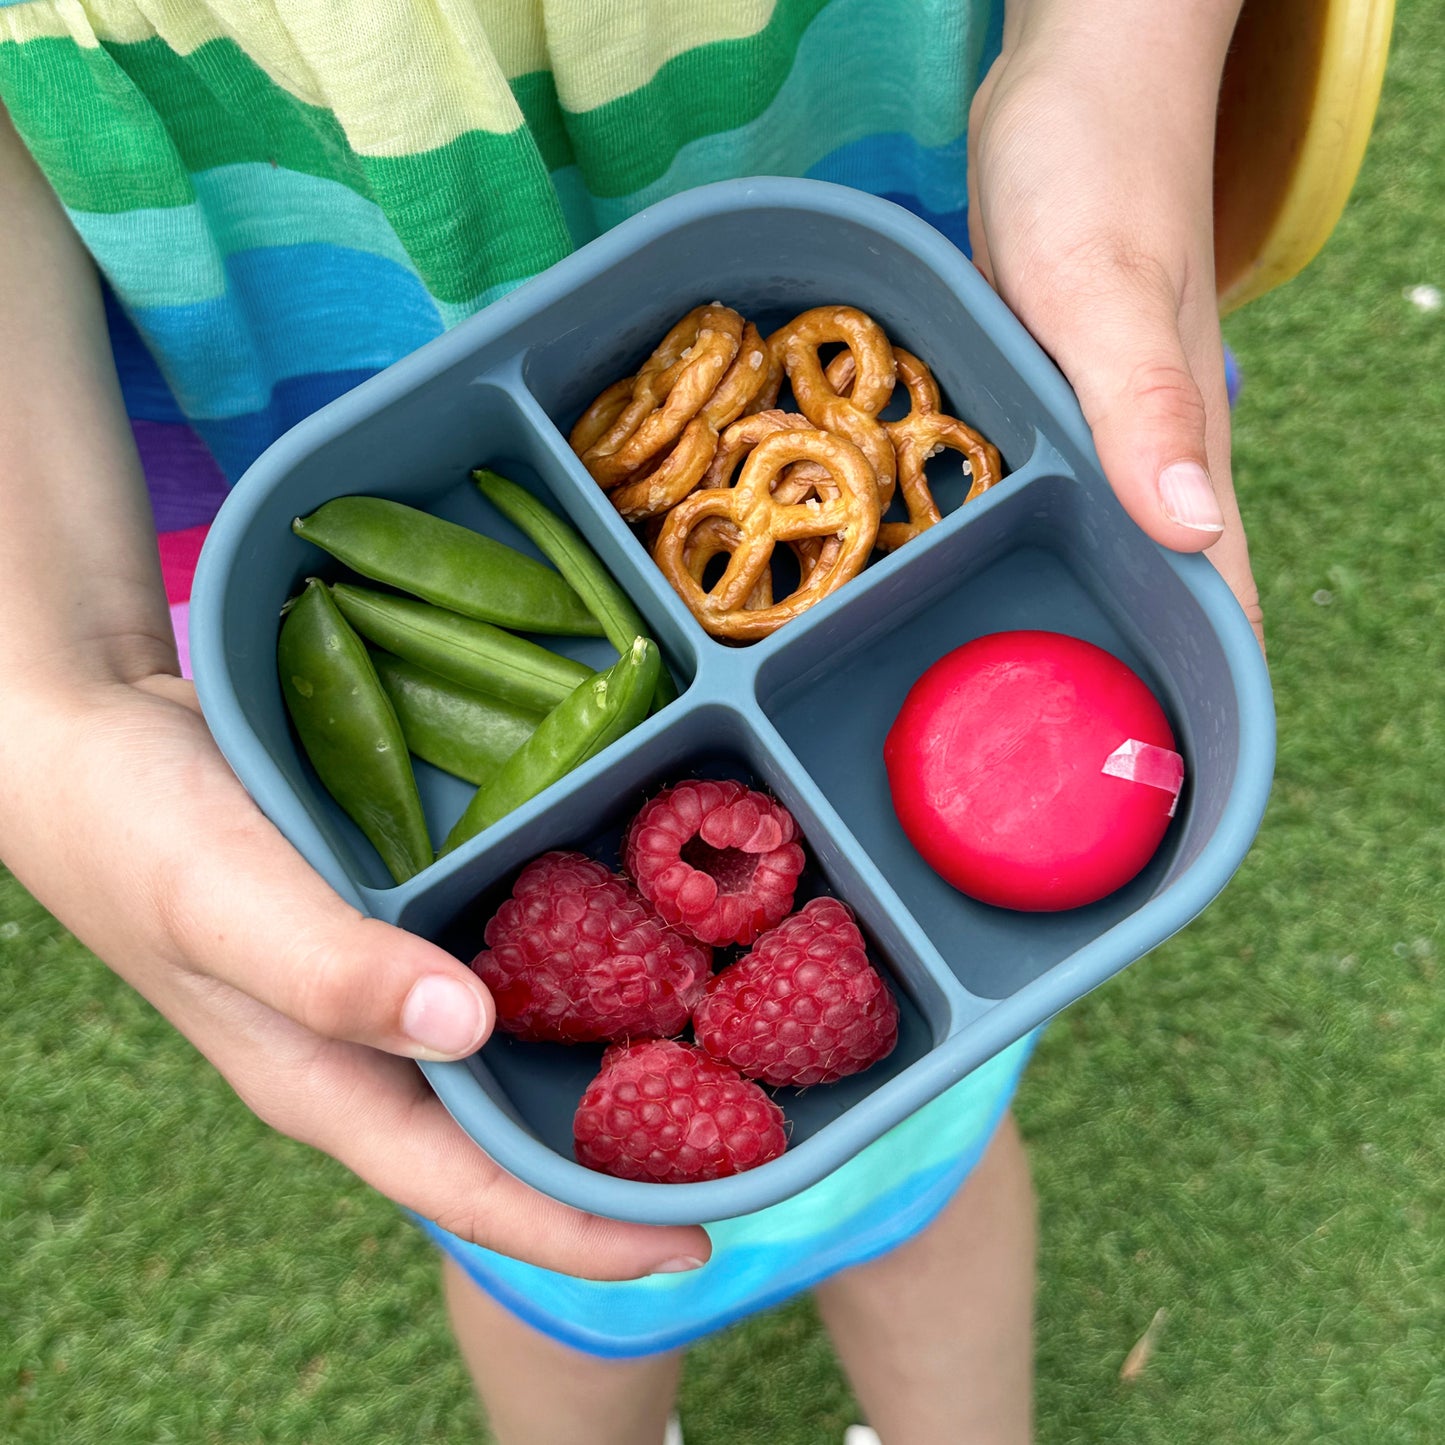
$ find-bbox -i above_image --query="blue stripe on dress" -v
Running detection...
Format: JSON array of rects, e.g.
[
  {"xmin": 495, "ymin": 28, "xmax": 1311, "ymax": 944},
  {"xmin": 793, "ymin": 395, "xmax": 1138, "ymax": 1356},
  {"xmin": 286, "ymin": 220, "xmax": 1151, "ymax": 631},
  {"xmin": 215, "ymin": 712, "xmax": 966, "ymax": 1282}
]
[
  {"xmin": 109, "ymin": 282, "xmax": 378, "ymax": 481},
  {"xmin": 805, "ymin": 129, "xmax": 970, "ymax": 218},
  {"xmin": 106, "ymin": 285, "xmax": 187, "ymax": 425},
  {"xmin": 195, "ymin": 368, "xmax": 381, "ymax": 480},
  {"xmin": 128, "ymin": 243, "xmax": 443, "ymax": 420}
]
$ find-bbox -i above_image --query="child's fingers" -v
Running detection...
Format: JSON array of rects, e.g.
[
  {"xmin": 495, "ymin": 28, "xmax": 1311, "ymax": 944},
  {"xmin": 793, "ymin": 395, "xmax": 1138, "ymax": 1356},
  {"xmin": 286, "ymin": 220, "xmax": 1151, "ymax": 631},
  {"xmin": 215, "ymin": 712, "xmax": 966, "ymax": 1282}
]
[
  {"xmin": 179, "ymin": 991, "xmax": 713, "ymax": 1280},
  {"xmin": 1177, "ymin": 300, "xmax": 1267, "ymax": 654},
  {"xmin": 22, "ymin": 684, "xmax": 711, "ymax": 1280},
  {"xmin": 77, "ymin": 700, "xmax": 498, "ymax": 1061},
  {"xmin": 155, "ymin": 806, "xmax": 497, "ymax": 1061},
  {"xmin": 2, "ymin": 682, "xmax": 493, "ymax": 1065},
  {"xmin": 1025, "ymin": 246, "xmax": 1225, "ymax": 553},
  {"xmin": 311, "ymin": 1049, "xmax": 713, "ymax": 1279}
]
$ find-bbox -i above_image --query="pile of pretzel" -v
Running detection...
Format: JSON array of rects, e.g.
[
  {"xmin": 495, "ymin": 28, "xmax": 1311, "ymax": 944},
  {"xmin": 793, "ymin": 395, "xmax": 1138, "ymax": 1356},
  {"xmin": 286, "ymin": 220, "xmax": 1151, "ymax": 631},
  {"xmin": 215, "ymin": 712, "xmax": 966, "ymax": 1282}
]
[{"xmin": 569, "ymin": 303, "xmax": 1002, "ymax": 641}]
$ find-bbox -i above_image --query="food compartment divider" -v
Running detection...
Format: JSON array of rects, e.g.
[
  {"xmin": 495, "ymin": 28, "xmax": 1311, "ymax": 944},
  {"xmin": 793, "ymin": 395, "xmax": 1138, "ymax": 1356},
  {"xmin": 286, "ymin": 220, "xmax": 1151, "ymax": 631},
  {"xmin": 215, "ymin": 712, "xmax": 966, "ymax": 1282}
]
[
  {"xmin": 732, "ymin": 431, "xmax": 1068, "ymax": 670},
  {"xmin": 491, "ymin": 357, "xmax": 712, "ymax": 658},
  {"xmin": 757, "ymin": 464, "xmax": 1262, "ymax": 1003},
  {"xmin": 405, "ymin": 700, "xmax": 966, "ymax": 1224}
]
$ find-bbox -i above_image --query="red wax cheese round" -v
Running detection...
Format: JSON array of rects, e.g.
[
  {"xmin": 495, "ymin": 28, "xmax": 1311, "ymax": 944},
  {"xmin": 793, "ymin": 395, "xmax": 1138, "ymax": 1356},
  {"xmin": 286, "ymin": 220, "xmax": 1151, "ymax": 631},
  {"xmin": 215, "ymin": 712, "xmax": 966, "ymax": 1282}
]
[{"xmin": 884, "ymin": 631, "xmax": 1182, "ymax": 911}]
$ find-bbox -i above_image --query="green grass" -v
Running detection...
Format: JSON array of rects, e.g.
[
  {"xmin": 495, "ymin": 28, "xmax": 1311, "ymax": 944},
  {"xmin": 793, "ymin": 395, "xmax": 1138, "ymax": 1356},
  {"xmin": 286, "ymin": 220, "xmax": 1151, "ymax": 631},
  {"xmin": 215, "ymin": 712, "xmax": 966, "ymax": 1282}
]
[{"xmin": 4, "ymin": 2, "xmax": 1444, "ymax": 1440}]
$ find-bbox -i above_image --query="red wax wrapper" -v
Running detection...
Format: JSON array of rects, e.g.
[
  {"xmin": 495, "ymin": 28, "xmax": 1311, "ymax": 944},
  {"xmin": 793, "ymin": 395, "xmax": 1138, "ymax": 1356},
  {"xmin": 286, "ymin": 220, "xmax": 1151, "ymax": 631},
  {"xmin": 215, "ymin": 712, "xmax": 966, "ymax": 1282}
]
[{"xmin": 884, "ymin": 630, "xmax": 1183, "ymax": 911}]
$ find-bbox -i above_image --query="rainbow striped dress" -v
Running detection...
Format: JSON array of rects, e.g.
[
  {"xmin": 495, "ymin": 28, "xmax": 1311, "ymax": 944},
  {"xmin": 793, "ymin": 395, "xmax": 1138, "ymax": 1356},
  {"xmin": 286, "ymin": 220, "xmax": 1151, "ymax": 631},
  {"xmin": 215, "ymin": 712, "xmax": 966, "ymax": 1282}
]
[{"xmin": 0, "ymin": 0, "xmax": 1039, "ymax": 1354}]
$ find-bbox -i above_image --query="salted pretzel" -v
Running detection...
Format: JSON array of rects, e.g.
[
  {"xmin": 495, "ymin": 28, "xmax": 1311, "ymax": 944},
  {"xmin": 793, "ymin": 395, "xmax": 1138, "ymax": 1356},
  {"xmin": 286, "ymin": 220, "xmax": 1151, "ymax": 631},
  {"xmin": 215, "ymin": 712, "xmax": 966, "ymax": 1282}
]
[
  {"xmin": 827, "ymin": 347, "xmax": 1003, "ymax": 551},
  {"xmin": 606, "ymin": 323, "xmax": 774, "ymax": 521},
  {"xmin": 674, "ymin": 410, "xmax": 835, "ymax": 608},
  {"xmin": 570, "ymin": 304, "xmax": 744, "ymax": 488},
  {"xmin": 743, "ymin": 346, "xmax": 785, "ymax": 417},
  {"xmin": 638, "ymin": 410, "xmax": 820, "ymax": 609},
  {"xmin": 677, "ymin": 517, "xmax": 835, "ymax": 614},
  {"xmin": 697, "ymin": 409, "xmax": 822, "ymax": 496},
  {"xmin": 694, "ymin": 408, "xmax": 834, "ymax": 574},
  {"xmin": 568, "ymin": 376, "xmax": 635, "ymax": 456},
  {"xmin": 766, "ymin": 306, "xmax": 897, "ymax": 509},
  {"xmin": 680, "ymin": 520, "xmax": 777, "ymax": 612},
  {"xmin": 654, "ymin": 428, "xmax": 879, "ymax": 641}
]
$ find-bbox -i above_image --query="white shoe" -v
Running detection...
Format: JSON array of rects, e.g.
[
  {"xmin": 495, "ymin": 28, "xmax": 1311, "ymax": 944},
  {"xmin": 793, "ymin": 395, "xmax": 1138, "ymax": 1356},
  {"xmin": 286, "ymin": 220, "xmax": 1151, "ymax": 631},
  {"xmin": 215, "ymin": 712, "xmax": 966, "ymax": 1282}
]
[
  {"xmin": 664, "ymin": 1415, "xmax": 684, "ymax": 1445},
  {"xmin": 843, "ymin": 1428, "xmax": 882, "ymax": 1445}
]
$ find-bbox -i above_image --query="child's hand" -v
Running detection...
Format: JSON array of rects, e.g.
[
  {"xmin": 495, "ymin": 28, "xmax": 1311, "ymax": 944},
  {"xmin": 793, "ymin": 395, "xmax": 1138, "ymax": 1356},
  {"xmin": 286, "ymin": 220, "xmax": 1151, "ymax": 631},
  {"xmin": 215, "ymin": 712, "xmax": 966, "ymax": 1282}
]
[
  {"xmin": 1, "ymin": 105, "xmax": 707, "ymax": 1282},
  {"xmin": 0, "ymin": 674, "xmax": 710, "ymax": 1280},
  {"xmin": 968, "ymin": 0, "xmax": 1265, "ymax": 649}
]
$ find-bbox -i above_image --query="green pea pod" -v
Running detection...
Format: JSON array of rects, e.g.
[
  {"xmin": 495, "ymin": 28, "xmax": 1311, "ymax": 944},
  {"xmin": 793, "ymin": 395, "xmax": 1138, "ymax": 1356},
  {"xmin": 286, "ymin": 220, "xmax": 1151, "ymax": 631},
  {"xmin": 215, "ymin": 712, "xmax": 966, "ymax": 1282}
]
[
  {"xmin": 331, "ymin": 583, "xmax": 594, "ymax": 714},
  {"xmin": 293, "ymin": 496, "xmax": 603, "ymax": 637},
  {"xmin": 442, "ymin": 636, "xmax": 659, "ymax": 855},
  {"xmin": 372, "ymin": 652, "xmax": 542, "ymax": 787},
  {"xmin": 473, "ymin": 468, "xmax": 679, "ymax": 711},
  {"xmin": 277, "ymin": 579, "xmax": 433, "ymax": 885}
]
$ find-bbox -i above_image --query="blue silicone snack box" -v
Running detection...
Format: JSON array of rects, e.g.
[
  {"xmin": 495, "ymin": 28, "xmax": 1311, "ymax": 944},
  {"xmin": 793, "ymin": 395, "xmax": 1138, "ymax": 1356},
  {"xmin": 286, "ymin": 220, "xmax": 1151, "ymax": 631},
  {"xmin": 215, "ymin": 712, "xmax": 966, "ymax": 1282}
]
[{"xmin": 191, "ymin": 178, "xmax": 1275, "ymax": 1226}]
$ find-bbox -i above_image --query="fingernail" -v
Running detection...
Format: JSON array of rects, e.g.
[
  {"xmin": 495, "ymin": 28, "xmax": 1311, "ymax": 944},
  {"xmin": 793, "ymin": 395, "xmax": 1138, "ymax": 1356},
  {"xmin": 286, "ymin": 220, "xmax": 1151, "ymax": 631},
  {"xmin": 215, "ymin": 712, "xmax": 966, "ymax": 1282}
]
[
  {"xmin": 402, "ymin": 975, "xmax": 484, "ymax": 1057},
  {"xmin": 1158, "ymin": 461, "xmax": 1224, "ymax": 532},
  {"xmin": 651, "ymin": 1256, "xmax": 707, "ymax": 1275}
]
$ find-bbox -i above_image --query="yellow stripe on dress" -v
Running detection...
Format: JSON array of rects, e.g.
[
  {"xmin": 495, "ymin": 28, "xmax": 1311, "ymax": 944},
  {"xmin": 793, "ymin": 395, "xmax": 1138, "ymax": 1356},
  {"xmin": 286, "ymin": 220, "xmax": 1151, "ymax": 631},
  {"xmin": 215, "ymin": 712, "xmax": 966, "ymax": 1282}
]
[
  {"xmin": 24, "ymin": 0, "xmax": 524, "ymax": 150},
  {"xmin": 2, "ymin": 2, "xmax": 105, "ymax": 47},
  {"xmin": 471, "ymin": 0, "xmax": 548, "ymax": 81},
  {"xmin": 538, "ymin": 0, "xmax": 777, "ymax": 114}
]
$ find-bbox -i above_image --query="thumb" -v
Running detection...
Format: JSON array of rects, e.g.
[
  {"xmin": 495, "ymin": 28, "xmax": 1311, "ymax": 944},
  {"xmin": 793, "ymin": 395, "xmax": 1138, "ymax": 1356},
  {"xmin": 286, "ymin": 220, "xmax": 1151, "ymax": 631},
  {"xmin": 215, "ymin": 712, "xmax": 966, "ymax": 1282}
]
[
  {"xmin": 1030, "ymin": 260, "xmax": 1226, "ymax": 552},
  {"xmin": 163, "ymin": 807, "xmax": 495, "ymax": 1062}
]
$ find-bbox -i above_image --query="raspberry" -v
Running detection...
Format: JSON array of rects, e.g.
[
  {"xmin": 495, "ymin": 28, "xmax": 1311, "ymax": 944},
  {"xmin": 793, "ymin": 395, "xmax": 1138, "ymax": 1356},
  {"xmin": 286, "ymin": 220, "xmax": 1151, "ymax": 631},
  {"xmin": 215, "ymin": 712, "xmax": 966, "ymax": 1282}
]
[
  {"xmin": 624, "ymin": 779, "xmax": 806, "ymax": 947},
  {"xmin": 471, "ymin": 851, "xmax": 711, "ymax": 1043},
  {"xmin": 693, "ymin": 897, "xmax": 899, "ymax": 1087},
  {"xmin": 574, "ymin": 1039, "xmax": 788, "ymax": 1182}
]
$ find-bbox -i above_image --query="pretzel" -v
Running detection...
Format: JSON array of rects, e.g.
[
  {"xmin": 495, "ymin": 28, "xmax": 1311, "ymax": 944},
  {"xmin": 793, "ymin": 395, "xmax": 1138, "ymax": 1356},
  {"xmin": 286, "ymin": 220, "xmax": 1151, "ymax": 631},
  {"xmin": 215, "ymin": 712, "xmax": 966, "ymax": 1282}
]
[
  {"xmin": 654, "ymin": 428, "xmax": 879, "ymax": 641},
  {"xmin": 680, "ymin": 519, "xmax": 777, "ymax": 612},
  {"xmin": 697, "ymin": 409, "xmax": 819, "ymax": 495},
  {"xmin": 678, "ymin": 518, "xmax": 837, "ymax": 613},
  {"xmin": 635, "ymin": 410, "xmax": 810, "ymax": 542},
  {"xmin": 671, "ymin": 411, "xmax": 831, "ymax": 605},
  {"xmin": 570, "ymin": 304, "xmax": 744, "ymax": 488},
  {"xmin": 568, "ymin": 376, "xmax": 635, "ymax": 457},
  {"xmin": 695, "ymin": 408, "xmax": 832, "ymax": 573},
  {"xmin": 827, "ymin": 348, "xmax": 1003, "ymax": 551},
  {"xmin": 705, "ymin": 322, "xmax": 776, "ymax": 426},
  {"xmin": 766, "ymin": 306, "xmax": 897, "ymax": 509},
  {"xmin": 606, "ymin": 323, "xmax": 773, "ymax": 521},
  {"xmin": 743, "ymin": 346, "xmax": 785, "ymax": 416}
]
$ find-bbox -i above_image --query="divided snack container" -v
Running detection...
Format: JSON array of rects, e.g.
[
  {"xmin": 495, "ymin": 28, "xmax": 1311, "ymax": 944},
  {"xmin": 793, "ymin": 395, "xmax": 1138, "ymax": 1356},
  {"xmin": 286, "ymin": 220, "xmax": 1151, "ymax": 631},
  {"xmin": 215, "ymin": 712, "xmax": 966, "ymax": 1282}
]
[{"xmin": 191, "ymin": 178, "xmax": 1275, "ymax": 1225}]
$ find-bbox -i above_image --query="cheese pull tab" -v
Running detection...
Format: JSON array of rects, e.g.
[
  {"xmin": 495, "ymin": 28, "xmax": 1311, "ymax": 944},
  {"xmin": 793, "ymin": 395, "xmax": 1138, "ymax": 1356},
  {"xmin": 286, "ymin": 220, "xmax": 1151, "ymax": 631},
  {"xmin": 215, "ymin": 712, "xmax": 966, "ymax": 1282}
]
[{"xmin": 1102, "ymin": 739, "xmax": 1186, "ymax": 817}]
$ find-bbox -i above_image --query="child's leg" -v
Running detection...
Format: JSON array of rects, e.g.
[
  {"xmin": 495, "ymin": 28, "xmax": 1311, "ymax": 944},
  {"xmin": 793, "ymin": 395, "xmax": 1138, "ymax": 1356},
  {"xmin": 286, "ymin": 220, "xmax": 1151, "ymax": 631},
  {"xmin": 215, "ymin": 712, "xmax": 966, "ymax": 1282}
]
[
  {"xmin": 812, "ymin": 1112, "xmax": 1035, "ymax": 1445},
  {"xmin": 442, "ymin": 1257, "xmax": 683, "ymax": 1445}
]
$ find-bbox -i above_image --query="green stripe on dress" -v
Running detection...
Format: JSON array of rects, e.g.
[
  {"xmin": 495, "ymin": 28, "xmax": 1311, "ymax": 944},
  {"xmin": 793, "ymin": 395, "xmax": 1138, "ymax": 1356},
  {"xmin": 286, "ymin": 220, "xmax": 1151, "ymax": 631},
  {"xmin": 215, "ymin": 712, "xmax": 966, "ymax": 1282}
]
[
  {"xmin": 556, "ymin": 0, "xmax": 832, "ymax": 197},
  {"xmin": 0, "ymin": 35, "xmax": 193, "ymax": 209}
]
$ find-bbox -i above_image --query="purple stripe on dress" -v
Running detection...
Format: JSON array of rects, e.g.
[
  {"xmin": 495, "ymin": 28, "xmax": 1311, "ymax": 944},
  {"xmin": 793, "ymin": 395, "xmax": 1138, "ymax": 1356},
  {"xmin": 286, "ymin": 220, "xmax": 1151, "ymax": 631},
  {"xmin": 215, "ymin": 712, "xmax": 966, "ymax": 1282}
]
[{"xmin": 131, "ymin": 419, "xmax": 230, "ymax": 532}]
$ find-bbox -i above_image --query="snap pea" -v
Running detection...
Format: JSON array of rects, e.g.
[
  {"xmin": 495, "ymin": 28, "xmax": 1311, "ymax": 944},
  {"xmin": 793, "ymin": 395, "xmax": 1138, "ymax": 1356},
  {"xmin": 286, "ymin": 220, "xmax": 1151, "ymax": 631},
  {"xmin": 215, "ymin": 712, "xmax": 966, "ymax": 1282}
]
[
  {"xmin": 331, "ymin": 583, "xmax": 594, "ymax": 714},
  {"xmin": 442, "ymin": 636, "xmax": 659, "ymax": 855},
  {"xmin": 372, "ymin": 652, "xmax": 542, "ymax": 787},
  {"xmin": 277, "ymin": 579, "xmax": 433, "ymax": 885},
  {"xmin": 293, "ymin": 496, "xmax": 603, "ymax": 637},
  {"xmin": 472, "ymin": 469, "xmax": 679, "ymax": 711}
]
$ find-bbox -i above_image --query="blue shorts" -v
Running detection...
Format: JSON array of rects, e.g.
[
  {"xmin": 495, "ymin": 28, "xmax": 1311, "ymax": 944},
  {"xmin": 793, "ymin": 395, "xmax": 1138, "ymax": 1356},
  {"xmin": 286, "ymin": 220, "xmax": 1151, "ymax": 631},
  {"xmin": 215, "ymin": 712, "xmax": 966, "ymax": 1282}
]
[{"xmin": 421, "ymin": 1028, "xmax": 1039, "ymax": 1358}]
